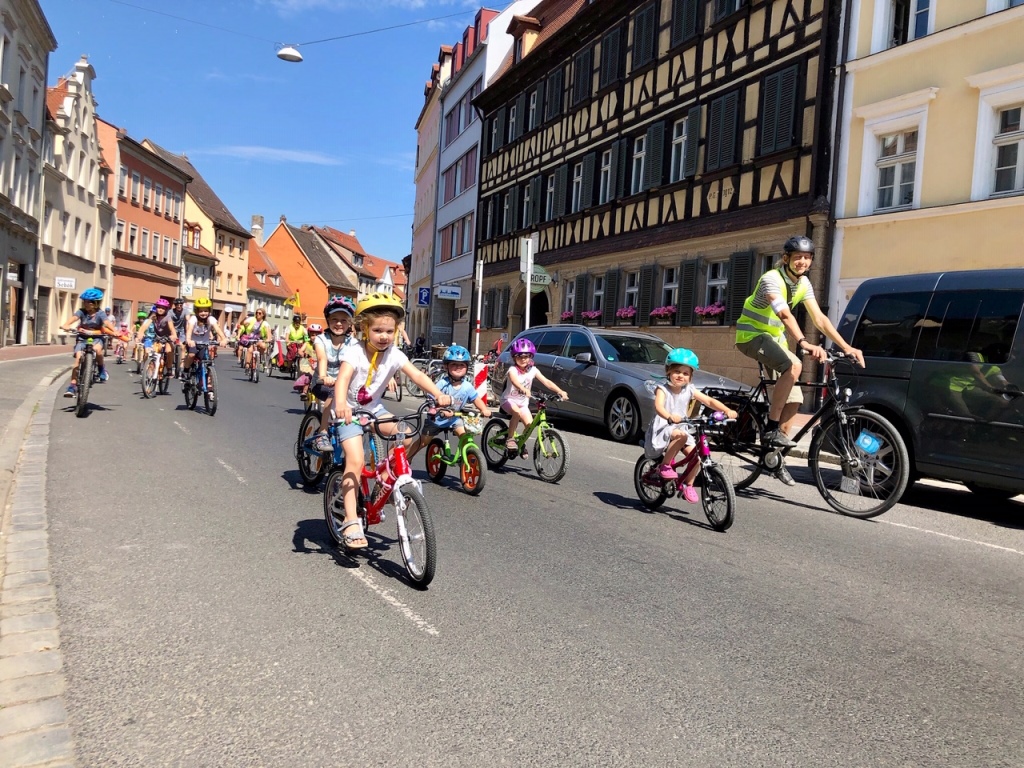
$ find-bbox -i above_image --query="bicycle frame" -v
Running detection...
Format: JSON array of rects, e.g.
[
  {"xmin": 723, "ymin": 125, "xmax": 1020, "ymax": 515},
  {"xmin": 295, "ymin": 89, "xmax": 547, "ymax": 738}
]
[
  {"xmin": 511, "ymin": 401, "xmax": 555, "ymax": 455},
  {"xmin": 432, "ymin": 413, "xmax": 482, "ymax": 471},
  {"xmin": 642, "ymin": 422, "xmax": 716, "ymax": 492}
]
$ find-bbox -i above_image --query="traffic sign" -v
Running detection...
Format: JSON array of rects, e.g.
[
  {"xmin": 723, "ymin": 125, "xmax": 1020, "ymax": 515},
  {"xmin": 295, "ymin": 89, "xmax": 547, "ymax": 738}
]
[{"xmin": 417, "ymin": 287, "xmax": 431, "ymax": 307}]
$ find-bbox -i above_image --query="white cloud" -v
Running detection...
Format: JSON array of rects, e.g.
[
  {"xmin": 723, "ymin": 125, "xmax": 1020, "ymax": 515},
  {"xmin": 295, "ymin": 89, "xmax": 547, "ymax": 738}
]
[
  {"xmin": 374, "ymin": 152, "xmax": 416, "ymax": 172},
  {"xmin": 193, "ymin": 146, "xmax": 345, "ymax": 166}
]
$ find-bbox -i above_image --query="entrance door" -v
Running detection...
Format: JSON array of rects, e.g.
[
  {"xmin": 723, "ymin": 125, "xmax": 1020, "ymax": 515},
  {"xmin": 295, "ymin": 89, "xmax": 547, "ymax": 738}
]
[{"xmin": 35, "ymin": 287, "xmax": 51, "ymax": 344}]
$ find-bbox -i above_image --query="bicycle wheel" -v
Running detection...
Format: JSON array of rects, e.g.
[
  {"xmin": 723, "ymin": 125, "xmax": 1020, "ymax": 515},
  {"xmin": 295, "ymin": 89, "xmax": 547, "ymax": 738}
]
[
  {"xmin": 481, "ymin": 418, "xmax": 509, "ymax": 469},
  {"xmin": 405, "ymin": 375, "xmax": 424, "ymax": 399},
  {"xmin": 159, "ymin": 372, "xmax": 170, "ymax": 395},
  {"xmin": 184, "ymin": 375, "xmax": 198, "ymax": 410},
  {"xmin": 297, "ymin": 412, "xmax": 327, "ymax": 486},
  {"xmin": 253, "ymin": 356, "xmax": 260, "ymax": 383},
  {"xmin": 141, "ymin": 356, "xmax": 158, "ymax": 398},
  {"xmin": 633, "ymin": 455, "xmax": 668, "ymax": 510},
  {"xmin": 75, "ymin": 355, "xmax": 93, "ymax": 418},
  {"xmin": 533, "ymin": 427, "xmax": 569, "ymax": 483},
  {"xmin": 204, "ymin": 366, "xmax": 218, "ymax": 416},
  {"xmin": 394, "ymin": 375, "xmax": 403, "ymax": 402},
  {"xmin": 323, "ymin": 468, "xmax": 348, "ymax": 546},
  {"xmin": 808, "ymin": 409, "xmax": 909, "ymax": 519},
  {"xmin": 701, "ymin": 465, "xmax": 736, "ymax": 531},
  {"xmin": 396, "ymin": 484, "xmax": 436, "ymax": 587},
  {"xmin": 705, "ymin": 395, "xmax": 764, "ymax": 491},
  {"xmin": 460, "ymin": 445, "xmax": 487, "ymax": 496},
  {"xmin": 424, "ymin": 438, "xmax": 448, "ymax": 483}
]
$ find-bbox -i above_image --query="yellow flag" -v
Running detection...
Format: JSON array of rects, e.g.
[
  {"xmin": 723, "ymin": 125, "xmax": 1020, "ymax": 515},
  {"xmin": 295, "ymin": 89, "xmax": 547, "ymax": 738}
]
[{"xmin": 284, "ymin": 291, "xmax": 300, "ymax": 309}]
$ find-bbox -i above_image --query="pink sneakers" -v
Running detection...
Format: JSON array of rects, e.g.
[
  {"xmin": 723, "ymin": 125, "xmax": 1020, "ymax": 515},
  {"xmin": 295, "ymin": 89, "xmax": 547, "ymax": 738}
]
[
  {"xmin": 682, "ymin": 485, "xmax": 699, "ymax": 504},
  {"xmin": 659, "ymin": 464, "xmax": 677, "ymax": 480}
]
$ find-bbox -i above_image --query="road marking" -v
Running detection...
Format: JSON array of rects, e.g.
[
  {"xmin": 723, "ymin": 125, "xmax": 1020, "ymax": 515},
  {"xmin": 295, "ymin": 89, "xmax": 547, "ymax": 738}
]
[
  {"xmin": 216, "ymin": 458, "xmax": 247, "ymax": 484},
  {"xmin": 173, "ymin": 421, "xmax": 191, "ymax": 435},
  {"xmin": 347, "ymin": 568, "xmax": 439, "ymax": 636},
  {"xmin": 608, "ymin": 456, "xmax": 634, "ymax": 464},
  {"xmin": 881, "ymin": 520, "xmax": 1024, "ymax": 556}
]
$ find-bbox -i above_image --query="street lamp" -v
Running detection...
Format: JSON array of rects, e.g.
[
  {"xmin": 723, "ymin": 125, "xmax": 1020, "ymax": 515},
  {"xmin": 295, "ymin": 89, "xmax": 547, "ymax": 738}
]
[{"xmin": 276, "ymin": 45, "xmax": 303, "ymax": 62}]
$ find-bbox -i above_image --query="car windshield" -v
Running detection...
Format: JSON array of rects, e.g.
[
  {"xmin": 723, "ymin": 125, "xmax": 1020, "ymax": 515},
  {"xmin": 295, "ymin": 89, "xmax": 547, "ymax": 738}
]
[{"xmin": 594, "ymin": 334, "xmax": 671, "ymax": 364}]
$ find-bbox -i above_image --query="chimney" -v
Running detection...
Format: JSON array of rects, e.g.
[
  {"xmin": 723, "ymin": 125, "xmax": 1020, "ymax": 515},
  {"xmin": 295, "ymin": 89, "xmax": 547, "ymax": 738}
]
[
  {"xmin": 349, "ymin": 230, "xmax": 356, "ymax": 238},
  {"xmin": 251, "ymin": 214, "xmax": 264, "ymax": 245},
  {"xmin": 280, "ymin": 214, "xmax": 287, "ymax": 223}
]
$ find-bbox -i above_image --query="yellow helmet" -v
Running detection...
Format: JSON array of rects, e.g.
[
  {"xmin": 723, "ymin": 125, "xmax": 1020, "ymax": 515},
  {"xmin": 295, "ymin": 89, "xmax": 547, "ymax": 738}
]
[
  {"xmin": 194, "ymin": 297, "xmax": 213, "ymax": 309},
  {"xmin": 356, "ymin": 291, "xmax": 405, "ymax": 320}
]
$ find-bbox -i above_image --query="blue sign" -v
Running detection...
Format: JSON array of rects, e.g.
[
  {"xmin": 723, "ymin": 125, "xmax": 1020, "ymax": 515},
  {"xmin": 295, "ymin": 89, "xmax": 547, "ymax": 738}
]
[{"xmin": 417, "ymin": 287, "xmax": 431, "ymax": 307}]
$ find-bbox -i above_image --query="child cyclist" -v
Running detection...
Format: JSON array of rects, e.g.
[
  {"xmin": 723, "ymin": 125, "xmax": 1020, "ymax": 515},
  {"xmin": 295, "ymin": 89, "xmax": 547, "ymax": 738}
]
[
  {"xmin": 135, "ymin": 298, "xmax": 178, "ymax": 380},
  {"xmin": 181, "ymin": 297, "xmax": 226, "ymax": 377},
  {"xmin": 310, "ymin": 296, "xmax": 360, "ymax": 452},
  {"xmin": 500, "ymin": 337, "xmax": 568, "ymax": 452},
  {"xmin": 333, "ymin": 292, "xmax": 452, "ymax": 550},
  {"xmin": 60, "ymin": 287, "xmax": 125, "ymax": 397},
  {"xmin": 406, "ymin": 344, "xmax": 492, "ymax": 462},
  {"xmin": 292, "ymin": 322, "xmax": 322, "ymax": 400},
  {"xmin": 645, "ymin": 348, "xmax": 738, "ymax": 502}
]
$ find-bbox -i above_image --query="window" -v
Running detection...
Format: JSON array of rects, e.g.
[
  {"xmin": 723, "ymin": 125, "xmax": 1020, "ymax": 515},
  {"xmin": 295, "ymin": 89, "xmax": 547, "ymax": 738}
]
[
  {"xmin": 599, "ymin": 149, "xmax": 612, "ymax": 204},
  {"xmin": 522, "ymin": 182, "xmax": 533, "ymax": 229},
  {"xmin": 237, "ymin": 276, "xmax": 243, "ymax": 293},
  {"xmin": 152, "ymin": 232, "xmax": 159, "ymax": 259},
  {"xmin": 536, "ymin": 330, "xmax": 569, "ymax": 355},
  {"xmin": 461, "ymin": 213, "xmax": 473, "ymax": 255},
  {"xmin": 630, "ymin": 136, "xmax": 646, "ymax": 195},
  {"xmin": 571, "ymin": 162, "xmax": 584, "ymax": 213},
  {"xmin": 502, "ymin": 192, "xmax": 512, "ymax": 234},
  {"xmin": 850, "ymin": 292, "xmax": 931, "ymax": 358},
  {"xmin": 600, "ymin": 28, "xmax": 621, "ymax": 88},
  {"xmin": 706, "ymin": 261, "xmax": 728, "ymax": 306},
  {"xmin": 172, "ymin": 241, "xmax": 179, "ymax": 265},
  {"xmin": 545, "ymin": 175, "xmax": 556, "ymax": 220},
  {"xmin": 662, "ymin": 266, "xmax": 679, "ymax": 307},
  {"xmin": 705, "ymin": 91, "xmax": 739, "ymax": 172},
  {"xmin": 871, "ymin": 0, "xmax": 931, "ymax": 52},
  {"xmin": 507, "ymin": 103, "xmax": 517, "ymax": 143},
  {"xmin": 528, "ymin": 91, "xmax": 538, "ymax": 131},
  {"xmin": 875, "ymin": 130, "xmax": 918, "ymax": 210},
  {"xmin": 624, "ymin": 271, "xmax": 640, "ymax": 308},
  {"xmin": 131, "ymin": 172, "xmax": 140, "ymax": 204},
  {"xmin": 129, "ymin": 224, "xmax": 138, "ymax": 254},
  {"xmin": 993, "ymin": 106, "xmax": 1024, "ymax": 194},
  {"xmin": 174, "ymin": 193, "xmax": 182, "ymax": 220},
  {"xmin": 916, "ymin": 290, "xmax": 1024, "ymax": 364},
  {"xmin": 154, "ymin": 184, "xmax": 162, "ymax": 214},
  {"xmin": 143, "ymin": 178, "xmax": 152, "ymax": 208},
  {"xmin": 564, "ymin": 279, "xmax": 576, "ymax": 315},
  {"xmin": 632, "ymin": 3, "xmax": 657, "ymax": 69},
  {"xmin": 573, "ymin": 48, "xmax": 593, "ymax": 105},
  {"xmin": 163, "ymin": 237, "xmax": 171, "ymax": 263},
  {"xmin": 226, "ymin": 273, "xmax": 232, "ymax": 292},
  {"xmin": 760, "ymin": 65, "xmax": 799, "ymax": 155},
  {"xmin": 118, "ymin": 166, "xmax": 127, "ymax": 198},
  {"xmin": 491, "ymin": 118, "xmax": 500, "ymax": 154},
  {"xmin": 592, "ymin": 275, "xmax": 605, "ymax": 312},
  {"xmin": 714, "ymin": 0, "xmax": 744, "ymax": 21},
  {"xmin": 115, "ymin": 220, "xmax": 124, "ymax": 250},
  {"xmin": 216, "ymin": 274, "xmax": 221, "ymax": 290},
  {"xmin": 141, "ymin": 228, "xmax": 149, "ymax": 258}
]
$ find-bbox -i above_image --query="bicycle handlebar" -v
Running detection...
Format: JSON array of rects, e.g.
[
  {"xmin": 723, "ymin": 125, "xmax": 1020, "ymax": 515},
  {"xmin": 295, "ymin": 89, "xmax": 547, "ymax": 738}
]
[{"xmin": 344, "ymin": 401, "xmax": 436, "ymax": 439}]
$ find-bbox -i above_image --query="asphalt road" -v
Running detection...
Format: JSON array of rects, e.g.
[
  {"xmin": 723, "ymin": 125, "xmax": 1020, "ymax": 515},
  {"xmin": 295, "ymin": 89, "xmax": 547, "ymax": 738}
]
[{"xmin": 45, "ymin": 357, "xmax": 1024, "ymax": 767}]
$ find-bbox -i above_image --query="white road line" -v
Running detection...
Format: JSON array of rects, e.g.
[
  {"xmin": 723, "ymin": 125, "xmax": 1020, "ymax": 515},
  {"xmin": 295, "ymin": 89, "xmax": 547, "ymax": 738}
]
[
  {"xmin": 216, "ymin": 458, "xmax": 247, "ymax": 484},
  {"xmin": 608, "ymin": 456, "xmax": 634, "ymax": 464},
  {"xmin": 347, "ymin": 568, "xmax": 439, "ymax": 636},
  {"xmin": 881, "ymin": 520, "xmax": 1024, "ymax": 556},
  {"xmin": 173, "ymin": 421, "xmax": 191, "ymax": 435}
]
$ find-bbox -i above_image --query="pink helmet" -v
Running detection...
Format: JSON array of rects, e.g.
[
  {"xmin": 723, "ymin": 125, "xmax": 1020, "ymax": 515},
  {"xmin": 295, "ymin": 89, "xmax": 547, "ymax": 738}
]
[
  {"xmin": 510, "ymin": 337, "xmax": 536, "ymax": 356},
  {"xmin": 155, "ymin": 298, "xmax": 171, "ymax": 309}
]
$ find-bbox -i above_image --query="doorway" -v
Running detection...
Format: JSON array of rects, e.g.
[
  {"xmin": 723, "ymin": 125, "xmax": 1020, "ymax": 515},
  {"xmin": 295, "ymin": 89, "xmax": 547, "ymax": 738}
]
[{"xmin": 509, "ymin": 284, "xmax": 551, "ymax": 337}]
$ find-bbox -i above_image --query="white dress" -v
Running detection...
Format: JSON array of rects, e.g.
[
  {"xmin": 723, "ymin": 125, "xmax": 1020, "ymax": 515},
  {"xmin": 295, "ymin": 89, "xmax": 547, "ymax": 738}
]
[{"xmin": 644, "ymin": 383, "xmax": 696, "ymax": 459}]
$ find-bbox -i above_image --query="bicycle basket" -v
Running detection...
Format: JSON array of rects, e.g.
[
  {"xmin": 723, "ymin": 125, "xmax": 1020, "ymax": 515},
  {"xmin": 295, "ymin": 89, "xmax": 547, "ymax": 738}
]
[{"xmin": 463, "ymin": 414, "xmax": 482, "ymax": 434}]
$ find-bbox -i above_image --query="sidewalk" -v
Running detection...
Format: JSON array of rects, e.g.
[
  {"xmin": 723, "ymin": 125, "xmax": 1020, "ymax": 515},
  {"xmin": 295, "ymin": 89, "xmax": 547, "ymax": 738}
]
[{"xmin": 0, "ymin": 347, "xmax": 76, "ymax": 765}]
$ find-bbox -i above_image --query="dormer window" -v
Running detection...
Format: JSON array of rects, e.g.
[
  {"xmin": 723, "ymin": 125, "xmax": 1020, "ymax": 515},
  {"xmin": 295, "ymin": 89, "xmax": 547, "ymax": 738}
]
[
  {"xmin": 272, "ymin": 276, "xmax": 280, "ymax": 286},
  {"xmin": 256, "ymin": 272, "xmax": 266, "ymax": 284},
  {"xmin": 514, "ymin": 36, "xmax": 524, "ymax": 64},
  {"xmin": 354, "ymin": 255, "xmax": 364, "ymax": 267}
]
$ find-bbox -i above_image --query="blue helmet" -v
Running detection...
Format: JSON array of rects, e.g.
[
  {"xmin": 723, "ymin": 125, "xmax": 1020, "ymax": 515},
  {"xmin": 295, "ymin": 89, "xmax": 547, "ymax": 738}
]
[
  {"xmin": 443, "ymin": 345, "xmax": 472, "ymax": 363},
  {"xmin": 80, "ymin": 288, "xmax": 104, "ymax": 302},
  {"xmin": 666, "ymin": 348, "xmax": 699, "ymax": 370}
]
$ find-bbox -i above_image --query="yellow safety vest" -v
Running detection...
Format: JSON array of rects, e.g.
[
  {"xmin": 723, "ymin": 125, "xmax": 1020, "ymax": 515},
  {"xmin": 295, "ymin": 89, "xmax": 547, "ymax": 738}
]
[{"xmin": 735, "ymin": 269, "xmax": 810, "ymax": 345}]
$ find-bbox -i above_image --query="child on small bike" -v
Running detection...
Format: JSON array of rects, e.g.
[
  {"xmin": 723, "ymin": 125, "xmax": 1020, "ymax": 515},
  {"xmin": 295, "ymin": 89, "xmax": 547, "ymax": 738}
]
[
  {"xmin": 310, "ymin": 297, "xmax": 359, "ymax": 452},
  {"xmin": 500, "ymin": 337, "xmax": 567, "ymax": 451},
  {"xmin": 406, "ymin": 344, "xmax": 491, "ymax": 461},
  {"xmin": 60, "ymin": 287, "xmax": 123, "ymax": 397},
  {"xmin": 645, "ymin": 348, "xmax": 737, "ymax": 502},
  {"xmin": 292, "ymin": 322, "xmax": 322, "ymax": 400},
  {"xmin": 333, "ymin": 292, "xmax": 452, "ymax": 550},
  {"xmin": 182, "ymin": 297, "xmax": 225, "ymax": 375}
]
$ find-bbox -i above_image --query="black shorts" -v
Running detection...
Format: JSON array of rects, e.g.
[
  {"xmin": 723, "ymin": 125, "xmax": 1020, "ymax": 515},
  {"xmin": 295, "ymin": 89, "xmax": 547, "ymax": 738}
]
[{"xmin": 311, "ymin": 382, "xmax": 334, "ymax": 401}]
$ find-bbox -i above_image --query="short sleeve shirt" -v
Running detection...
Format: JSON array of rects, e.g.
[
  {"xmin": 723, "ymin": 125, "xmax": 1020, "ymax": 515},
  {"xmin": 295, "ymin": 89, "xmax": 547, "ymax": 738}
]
[
  {"xmin": 341, "ymin": 342, "xmax": 409, "ymax": 411},
  {"xmin": 75, "ymin": 309, "xmax": 107, "ymax": 335},
  {"xmin": 750, "ymin": 269, "xmax": 814, "ymax": 312}
]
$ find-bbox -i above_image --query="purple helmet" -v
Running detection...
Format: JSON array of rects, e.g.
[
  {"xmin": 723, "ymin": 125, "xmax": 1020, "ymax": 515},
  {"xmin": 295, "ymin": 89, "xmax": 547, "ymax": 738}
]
[
  {"xmin": 155, "ymin": 298, "xmax": 171, "ymax": 309},
  {"xmin": 510, "ymin": 337, "xmax": 536, "ymax": 356}
]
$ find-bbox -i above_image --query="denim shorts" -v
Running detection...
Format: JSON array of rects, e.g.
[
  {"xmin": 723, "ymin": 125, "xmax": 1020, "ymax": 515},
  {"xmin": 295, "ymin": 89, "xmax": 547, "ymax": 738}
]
[
  {"xmin": 423, "ymin": 415, "xmax": 463, "ymax": 436},
  {"xmin": 74, "ymin": 338, "xmax": 103, "ymax": 354},
  {"xmin": 335, "ymin": 406, "xmax": 391, "ymax": 443}
]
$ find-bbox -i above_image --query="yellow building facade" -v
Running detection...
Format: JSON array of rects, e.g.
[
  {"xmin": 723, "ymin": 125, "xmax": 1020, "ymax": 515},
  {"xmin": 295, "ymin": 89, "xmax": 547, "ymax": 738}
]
[{"xmin": 832, "ymin": 1, "xmax": 1024, "ymax": 320}]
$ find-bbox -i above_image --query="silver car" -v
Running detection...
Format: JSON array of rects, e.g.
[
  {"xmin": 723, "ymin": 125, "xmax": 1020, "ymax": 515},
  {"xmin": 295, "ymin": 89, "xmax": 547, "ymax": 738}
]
[{"xmin": 488, "ymin": 324, "xmax": 743, "ymax": 443}]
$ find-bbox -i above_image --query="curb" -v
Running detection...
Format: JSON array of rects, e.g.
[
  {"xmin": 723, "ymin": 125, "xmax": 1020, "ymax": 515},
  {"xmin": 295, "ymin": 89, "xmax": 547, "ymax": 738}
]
[{"xmin": 0, "ymin": 372, "xmax": 76, "ymax": 766}]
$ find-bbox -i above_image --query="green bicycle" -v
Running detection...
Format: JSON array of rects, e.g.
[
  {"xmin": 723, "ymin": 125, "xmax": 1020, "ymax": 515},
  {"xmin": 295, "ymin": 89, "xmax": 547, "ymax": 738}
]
[
  {"xmin": 481, "ymin": 392, "xmax": 570, "ymax": 483},
  {"xmin": 424, "ymin": 410, "xmax": 487, "ymax": 495}
]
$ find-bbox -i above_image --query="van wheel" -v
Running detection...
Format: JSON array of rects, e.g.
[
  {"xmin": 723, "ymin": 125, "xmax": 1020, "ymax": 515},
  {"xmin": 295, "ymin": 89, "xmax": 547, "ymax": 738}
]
[
  {"xmin": 965, "ymin": 483, "xmax": 1020, "ymax": 503},
  {"xmin": 606, "ymin": 392, "xmax": 640, "ymax": 444}
]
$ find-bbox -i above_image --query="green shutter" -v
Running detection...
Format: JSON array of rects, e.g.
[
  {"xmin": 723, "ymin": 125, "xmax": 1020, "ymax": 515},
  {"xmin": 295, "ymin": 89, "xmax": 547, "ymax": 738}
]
[
  {"xmin": 555, "ymin": 164, "xmax": 569, "ymax": 218},
  {"xmin": 530, "ymin": 176, "xmax": 543, "ymax": 225},
  {"xmin": 581, "ymin": 153, "xmax": 595, "ymax": 209},
  {"xmin": 684, "ymin": 105, "xmax": 701, "ymax": 178},
  {"xmin": 726, "ymin": 250, "xmax": 755, "ymax": 325},
  {"xmin": 638, "ymin": 265, "xmax": 656, "ymax": 325},
  {"xmin": 573, "ymin": 274, "xmax": 588, "ymax": 323},
  {"xmin": 645, "ymin": 121, "xmax": 664, "ymax": 190},
  {"xmin": 678, "ymin": 258, "xmax": 699, "ymax": 326},
  {"xmin": 602, "ymin": 269, "xmax": 621, "ymax": 326}
]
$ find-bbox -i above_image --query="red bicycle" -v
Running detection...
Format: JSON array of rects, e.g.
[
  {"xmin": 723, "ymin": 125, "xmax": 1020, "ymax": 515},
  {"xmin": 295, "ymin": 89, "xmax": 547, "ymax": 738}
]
[{"xmin": 322, "ymin": 401, "xmax": 437, "ymax": 587}]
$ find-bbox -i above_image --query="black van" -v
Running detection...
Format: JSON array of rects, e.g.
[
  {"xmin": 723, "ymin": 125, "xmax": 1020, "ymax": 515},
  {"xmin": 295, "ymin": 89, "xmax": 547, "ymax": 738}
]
[{"xmin": 837, "ymin": 269, "xmax": 1024, "ymax": 501}]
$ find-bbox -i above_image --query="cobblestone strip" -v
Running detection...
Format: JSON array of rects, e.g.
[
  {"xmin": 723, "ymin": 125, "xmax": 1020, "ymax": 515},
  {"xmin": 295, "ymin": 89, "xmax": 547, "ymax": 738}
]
[{"xmin": 0, "ymin": 376, "xmax": 76, "ymax": 767}]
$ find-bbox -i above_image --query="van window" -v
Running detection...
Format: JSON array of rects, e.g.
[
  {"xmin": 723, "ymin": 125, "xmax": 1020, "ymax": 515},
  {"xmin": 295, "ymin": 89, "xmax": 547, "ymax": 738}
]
[
  {"xmin": 536, "ymin": 330, "xmax": 569, "ymax": 355},
  {"xmin": 917, "ymin": 290, "xmax": 1023, "ymax": 365},
  {"xmin": 565, "ymin": 331, "xmax": 592, "ymax": 359},
  {"xmin": 852, "ymin": 292, "xmax": 931, "ymax": 358}
]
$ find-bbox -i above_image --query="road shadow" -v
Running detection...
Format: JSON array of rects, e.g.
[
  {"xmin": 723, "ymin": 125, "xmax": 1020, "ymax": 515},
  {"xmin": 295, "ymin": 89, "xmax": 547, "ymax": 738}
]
[
  {"xmin": 281, "ymin": 468, "xmax": 322, "ymax": 493},
  {"xmin": 592, "ymin": 490, "xmax": 720, "ymax": 531},
  {"xmin": 901, "ymin": 483, "xmax": 1024, "ymax": 529}
]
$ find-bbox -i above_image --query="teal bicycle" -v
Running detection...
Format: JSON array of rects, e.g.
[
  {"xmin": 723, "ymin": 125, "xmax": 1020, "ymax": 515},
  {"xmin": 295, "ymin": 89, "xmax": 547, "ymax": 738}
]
[
  {"xmin": 423, "ymin": 409, "xmax": 487, "ymax": 495},
  {"xmin": 481, "ymin": 392, "xmax": 570, "ymax": 483}
]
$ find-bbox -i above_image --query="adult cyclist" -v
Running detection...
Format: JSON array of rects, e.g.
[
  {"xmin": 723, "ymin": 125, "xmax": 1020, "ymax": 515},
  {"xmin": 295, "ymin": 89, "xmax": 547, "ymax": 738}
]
[
  {"xmin": 284, "ymin": 314, "xmax": 309, "ymax": 372},
  {"xmin": 169, "ymin": 297, "xmax": 189, "ymax": 378},
  {"xmin": 734, "ymin": 235, "xmax": 865, "ymax": 486}
]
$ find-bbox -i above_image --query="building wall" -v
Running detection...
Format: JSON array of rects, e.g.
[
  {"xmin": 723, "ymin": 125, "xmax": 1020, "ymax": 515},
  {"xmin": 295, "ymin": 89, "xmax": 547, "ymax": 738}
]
[
  {"xmin": 211, "ymin": 227, "xmax": 248, "ymax": 326},
  {"xmin": 261, "ymin": 224, "xmax": 330, "ymax": 325},
  {"xmin": 833, "ymin": 2, "xmax": 1024, "ymax": 316},
  {"xmin": 0, "ymin": 0, "xmax": 56, "ymax": 346}
]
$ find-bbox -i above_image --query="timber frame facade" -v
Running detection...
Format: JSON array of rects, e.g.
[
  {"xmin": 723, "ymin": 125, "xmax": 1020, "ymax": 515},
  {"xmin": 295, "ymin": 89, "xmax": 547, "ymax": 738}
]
[{"xmin": 474, "ymin": 0, "xmax": 841, "ymax": 383}]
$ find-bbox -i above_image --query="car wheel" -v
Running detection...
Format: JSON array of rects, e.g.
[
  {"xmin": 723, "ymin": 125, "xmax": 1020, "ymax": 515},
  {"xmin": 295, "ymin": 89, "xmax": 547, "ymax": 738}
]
[{"xmin": 606, "ymin": 392, "xmax": 641, "ymax": 443}]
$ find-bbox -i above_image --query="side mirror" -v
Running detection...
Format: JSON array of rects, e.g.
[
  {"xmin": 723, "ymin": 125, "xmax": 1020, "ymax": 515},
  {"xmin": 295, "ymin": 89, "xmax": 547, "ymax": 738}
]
[{"xmin": 574, "ymin": 352, "xmax": 594, "ymax": 364}]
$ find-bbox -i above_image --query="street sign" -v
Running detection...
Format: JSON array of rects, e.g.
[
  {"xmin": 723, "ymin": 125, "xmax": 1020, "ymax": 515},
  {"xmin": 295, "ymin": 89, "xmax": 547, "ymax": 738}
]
[
  {"xmin": 182, "ymin": 284, "xmax": 193, "ymax": 296},
  {"xmin": 437, "ymin": 285, "xmax": 462, "ymax": 300},
  {"xmin": 520, "ymin": 265, "xmax": 551, "ymax": 293},
  {"xmin": 519, "ymin": 238, "xmax": 533, "ymax": 273},
  {"xmin": 55, "ymin": 277, "xmax": 76, "ymax": 290},
  {"xmin": 418, "ymin": 287, "xmax": 431, "ymax": 307}
]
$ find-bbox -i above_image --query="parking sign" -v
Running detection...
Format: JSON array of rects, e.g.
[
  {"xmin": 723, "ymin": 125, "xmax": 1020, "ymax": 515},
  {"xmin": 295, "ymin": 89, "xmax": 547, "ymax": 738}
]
[{"xmin": 418, "ymin": 287, "xmax": 431, "ymax": 307}]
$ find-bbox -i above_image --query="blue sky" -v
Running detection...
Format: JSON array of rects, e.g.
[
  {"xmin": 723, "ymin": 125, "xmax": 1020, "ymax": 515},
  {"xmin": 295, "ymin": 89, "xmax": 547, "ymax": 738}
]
[{"xmin": 44, "ymin": 0, "xmax": 480, "ymax": 262}]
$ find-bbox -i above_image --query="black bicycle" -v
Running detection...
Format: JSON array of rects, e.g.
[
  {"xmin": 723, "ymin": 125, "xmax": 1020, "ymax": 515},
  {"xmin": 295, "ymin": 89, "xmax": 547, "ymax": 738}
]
[
  {"xmin": 704, "ymin": 349, "xmax": 909, "ymax": 519},
  {"xmin": 183, "ymin": 342, "xmax": 219, "ymax": 416},
  {"xmin": 71, "ymin": 333, "xmax": 102, "ymax": 418}
]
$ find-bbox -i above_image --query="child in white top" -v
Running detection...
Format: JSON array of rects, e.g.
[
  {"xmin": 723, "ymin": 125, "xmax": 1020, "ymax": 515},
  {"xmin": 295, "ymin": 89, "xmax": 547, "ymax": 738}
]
[
  {"xmin": 644, "ymin": 349, "xmax": 737, "ymax": 503},
  {"xmin": 500, "ymin": 339, "xmax": 567, "ymax": 451},
  {"xmin": 332, "ymin": 296, "xmax": 451, "ymax": 550}
]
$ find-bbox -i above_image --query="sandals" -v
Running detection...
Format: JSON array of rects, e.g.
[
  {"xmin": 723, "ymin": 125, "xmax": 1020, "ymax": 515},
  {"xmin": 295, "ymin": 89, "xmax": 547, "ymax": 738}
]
[
  {"xmin": 505, "ymin": 438, "xmax": 518, "ymax": 451},
  {"xmin": 339, "ymin": 519, "xmax": 367, "ymax": 550}
]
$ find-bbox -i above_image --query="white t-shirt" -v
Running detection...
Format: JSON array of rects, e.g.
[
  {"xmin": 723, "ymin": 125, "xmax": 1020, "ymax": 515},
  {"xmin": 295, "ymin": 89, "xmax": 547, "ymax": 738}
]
[{"xmin": 342, "ymin": 342, "xmax": 409, "ymax": 412}]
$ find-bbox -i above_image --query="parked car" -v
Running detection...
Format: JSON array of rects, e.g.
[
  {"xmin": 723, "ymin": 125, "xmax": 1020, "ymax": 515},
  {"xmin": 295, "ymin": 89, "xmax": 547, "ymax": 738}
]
[
  {"xmin": 837, "ymin": 268, "xmax": 1024, "ymax": 500},
  {"xmin": 488, "ymin": 324, "xmax": 743, "ymax": 443}
]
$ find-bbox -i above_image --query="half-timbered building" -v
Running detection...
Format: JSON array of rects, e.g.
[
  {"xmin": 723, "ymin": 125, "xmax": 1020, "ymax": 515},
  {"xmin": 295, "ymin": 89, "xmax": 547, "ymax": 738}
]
[{"xmin": 474, "ymin": 0, "xmax": 842, "ymax": 383}]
